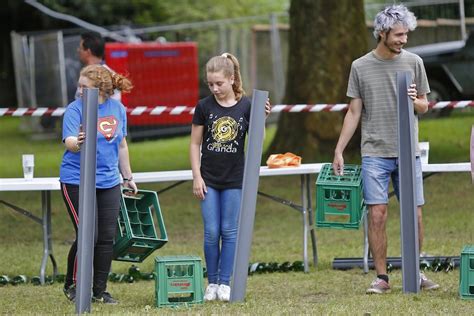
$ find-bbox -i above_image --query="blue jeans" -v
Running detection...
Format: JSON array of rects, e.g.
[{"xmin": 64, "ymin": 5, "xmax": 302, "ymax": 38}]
[
  {"xmin": 201, "ymin": 186, "xmax": 241, "ymax": 285},
  {"xmin": 362, "ymin": 156, "xmax": 425, "ymax": 206}
]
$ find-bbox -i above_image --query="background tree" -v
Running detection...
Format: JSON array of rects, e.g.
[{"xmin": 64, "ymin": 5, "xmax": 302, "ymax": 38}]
[{"xmin": 267, "ymin": 0, "xmax": 368, "ymax": 162}]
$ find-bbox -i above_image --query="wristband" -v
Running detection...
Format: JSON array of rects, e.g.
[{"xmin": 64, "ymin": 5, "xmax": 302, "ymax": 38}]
[{"xmin": 123, "ymin": 176, "xmax": 133, "ymax": 182}]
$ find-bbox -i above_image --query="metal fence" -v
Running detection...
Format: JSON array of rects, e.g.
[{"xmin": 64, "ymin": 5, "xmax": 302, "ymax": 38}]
[{"xmin": 365, "ymin": 0, "xmax": 466, "ymax": 20}]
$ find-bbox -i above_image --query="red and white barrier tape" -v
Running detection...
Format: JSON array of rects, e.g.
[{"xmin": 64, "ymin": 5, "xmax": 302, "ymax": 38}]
[{"xmin": 1, "ymin": 101, "xmax": 473, "ymax": 117}]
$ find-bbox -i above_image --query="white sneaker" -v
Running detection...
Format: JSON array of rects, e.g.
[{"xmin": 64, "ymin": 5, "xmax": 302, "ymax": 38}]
[
  {"xmin": 217, "ymin": 284, "xmax": 231, "ymax": 301},
  {"xmin": 204, "ymin": 283, "xmax": 219, "ymax": 301},
  {"xmin": 420, "ymin": 272, "xmax": 440, "ymax": 290}
]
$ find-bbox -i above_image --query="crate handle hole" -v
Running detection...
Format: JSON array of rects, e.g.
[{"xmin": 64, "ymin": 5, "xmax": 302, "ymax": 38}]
[
  {"xmin": 325, "ymin": 189, "xmax": 350, "ymax": 200},
  {"xmin": 168, "ymin": 293, "xmax": 194, "ymax": 302},
  {"xmin": 167, "ymin": 265, "xmax": 191, "ymax": 277}
]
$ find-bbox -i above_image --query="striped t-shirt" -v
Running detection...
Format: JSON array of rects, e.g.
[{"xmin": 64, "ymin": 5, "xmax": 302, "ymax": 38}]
[{"xmin": 347, "ymin": 49, "xmax": 429, "ymax": 157}]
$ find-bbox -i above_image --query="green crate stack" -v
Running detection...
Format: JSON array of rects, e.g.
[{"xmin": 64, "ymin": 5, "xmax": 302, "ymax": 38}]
[
  {"xmin": 113, "ymin": 189, "xmax": 168, "ymax": 262},
  {"xmin": 459, "ymin": 245, "xmax": 474, "ymax": 299},
  {"xmin": 315, "ymin": 163, "xmax": 365, "ymax": 229},
  {"xmin": 155, "ymin": 256, "xmax": 204, "ymax": 307}
]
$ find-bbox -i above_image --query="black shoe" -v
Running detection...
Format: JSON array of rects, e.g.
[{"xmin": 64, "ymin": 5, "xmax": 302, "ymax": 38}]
[
  {"xmin": 92, "ymin": 291, "xmax": 118, "ymax": 305},
  {"xmin": 63, "ymin": 284, "xmax": 76, "ymax": 302}
]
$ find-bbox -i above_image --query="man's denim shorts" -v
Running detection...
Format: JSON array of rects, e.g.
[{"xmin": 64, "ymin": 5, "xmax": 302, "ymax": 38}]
[{"xmin": 361, "ymin": 156, "xmax": 424, "ymax": 206}]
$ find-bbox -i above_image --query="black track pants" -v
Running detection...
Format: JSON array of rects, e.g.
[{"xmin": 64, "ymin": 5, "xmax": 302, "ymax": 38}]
[{"xmin": 60, "ymin": 183, "xmax": 120, "ymax": 296}]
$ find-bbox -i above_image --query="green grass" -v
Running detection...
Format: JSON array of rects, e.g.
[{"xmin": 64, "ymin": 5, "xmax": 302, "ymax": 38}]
[
  {"xmin": 419, "ymin": 110, "xmax": 474, "ymax": 163},
  {"xmin": 0, "ymin": 112, "xmax": 473, "ymax": 314}
]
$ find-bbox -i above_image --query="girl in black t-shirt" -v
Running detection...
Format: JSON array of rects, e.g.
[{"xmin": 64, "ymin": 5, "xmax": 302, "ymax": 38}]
[{"xmin": 190, "ymin": 53, "xmax": 270, "ymax": 302}]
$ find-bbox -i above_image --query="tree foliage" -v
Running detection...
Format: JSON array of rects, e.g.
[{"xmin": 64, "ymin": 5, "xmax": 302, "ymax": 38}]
[
  {"xmin": 39, "ymin": 0, "xmax": 167, "ymax": 26},
  {"xmin": 267, "ymin": 0, "xmax": 368, "ymax": 162},
  {"xmin": 158, "ymin": 0, "xmax": 288, "ymax": 23},
  {"xmin": 37, "ymin": 0, "xmax": 288, "ymax": 27}
]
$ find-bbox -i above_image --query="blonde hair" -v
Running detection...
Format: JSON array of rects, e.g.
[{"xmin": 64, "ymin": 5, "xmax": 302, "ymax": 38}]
[
  {"xmin": 206, "ymin": 53, "xmax": 245, "ymax": 100},
  {"xmin": 79, "ymin": 64, "xmax": 133, "ymax": 98}
]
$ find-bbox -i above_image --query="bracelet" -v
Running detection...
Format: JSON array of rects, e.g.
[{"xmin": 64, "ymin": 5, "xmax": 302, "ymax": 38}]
[{"xmin": 123, "ymin": 176, "xmax": 133, "ymax": 182}]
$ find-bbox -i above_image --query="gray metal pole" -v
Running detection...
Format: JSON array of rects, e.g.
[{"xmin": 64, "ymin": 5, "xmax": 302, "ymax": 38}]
[
  {"xmin": 459, "ymin": 0, "xmax": 467, "ymax": 41},
  {"xmin": 57, "ymin": 31, "xmax": 68, "ymax": 106},
  {"xmin": 75, "ymin": 88, "xmax": 99, "ymax": 313},
  {"xmin": 396, "ymin": 72, "xmax": 420, "ymax": 294},
  {"xmin": 270, "ymin": 13, "xmax": 285, "ymax": 104},
  {"xmin": 29, "ymin": 39, "xmax": 37, "ymax": 108},
  {"xmin": 363, "ymin": 209, "xmax": 369, "ymax": 273},
  {"xmin": 219, "ymin": 24, "xmax": 227, "ymax": 54},
  {"xmin": 230, "ymin": 89, "xmax": 268, "ymax": 302}
]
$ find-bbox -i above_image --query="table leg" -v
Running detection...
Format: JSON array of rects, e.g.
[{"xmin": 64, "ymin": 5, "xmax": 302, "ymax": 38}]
[
  {"xmin": 363, "ymin": 207, "xmax": 369, "ymax": 273},
  {"xmin": 300, "ymin": 175, "xmax": 309, "ymax": 273},
  {"xmin": 305, "ymin": 174, "xmax": 318, "ymax": 267},
  {"xmin": 40, "ymin": 191, "xmax": 57, "ymax": 285}
]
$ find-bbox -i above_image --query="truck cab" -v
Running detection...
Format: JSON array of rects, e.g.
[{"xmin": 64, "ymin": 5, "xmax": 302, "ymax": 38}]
[{"xmin": 407, "ymin": 32, "xmax": 474, "ymax": 102}]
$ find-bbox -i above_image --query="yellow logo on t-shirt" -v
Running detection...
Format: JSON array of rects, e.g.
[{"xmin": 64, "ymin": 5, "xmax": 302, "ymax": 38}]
[{"xmin": 211, "ymin": 116, "xmax": 238, "ymax": 143}]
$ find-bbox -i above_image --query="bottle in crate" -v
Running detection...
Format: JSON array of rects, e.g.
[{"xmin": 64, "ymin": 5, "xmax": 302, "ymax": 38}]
[
  {"xmin": 0, "ymin": 275, "xmax": 10, "ymax": 286},
  {"xmin": 315, "ymin": 164, "xmax": 365, "ymax": 229}
]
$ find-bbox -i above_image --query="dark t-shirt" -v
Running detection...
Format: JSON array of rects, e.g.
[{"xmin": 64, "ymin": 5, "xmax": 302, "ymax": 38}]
[{"xmin": 192, "ymin": 95, "xmax": 251, "ymax": 189}]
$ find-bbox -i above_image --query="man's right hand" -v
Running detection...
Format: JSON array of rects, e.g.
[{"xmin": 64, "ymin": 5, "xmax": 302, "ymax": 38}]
[
  {"xmin": 331, "ymin": 98, "xmax": 362, "ymax": 176},
  {"xmin": 332, "ymin": 153, "xmax": 344, "ymax": 176}
]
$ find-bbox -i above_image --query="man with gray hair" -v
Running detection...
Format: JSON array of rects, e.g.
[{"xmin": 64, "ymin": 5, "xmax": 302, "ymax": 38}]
[{"xmin": 333, "ymin": 4, "xmax": 439, "ymax": 294}]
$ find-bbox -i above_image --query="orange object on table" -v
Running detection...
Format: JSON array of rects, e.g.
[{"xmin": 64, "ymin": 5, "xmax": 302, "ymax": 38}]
[{"xmin": 266, "ymin": 152, "xmax": 302, "ymax": 168}]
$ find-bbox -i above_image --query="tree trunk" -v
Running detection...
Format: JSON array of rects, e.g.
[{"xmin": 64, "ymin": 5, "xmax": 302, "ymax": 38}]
[{"xmin": 267, "ymin": 0, "xmax": 368, "ymax": 162}]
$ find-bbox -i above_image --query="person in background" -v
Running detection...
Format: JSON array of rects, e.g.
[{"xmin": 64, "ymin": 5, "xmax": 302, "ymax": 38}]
[
  {"xmin": 78, "ymin": 31, "xmax": 105, "ymax": 66},
  {"xmin": 60, "ymin": 64, "xmax": 137, "ymax": 304},
  {"xmin": 332, "ymin": 4, "xmax": 439, "ymax": 294},
  {"xmin": 77, "ymin": 31, "xmax": 121, "ymax": 101},
  {"xmin": 190, "ymin": 53, "xmax": 271, "ymax": 302}
]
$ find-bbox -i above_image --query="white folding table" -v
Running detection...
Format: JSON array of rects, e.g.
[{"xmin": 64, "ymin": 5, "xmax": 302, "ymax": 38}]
[{"xmin": 0, "ymin": 162, "xmax": 470, "ymax": 284}]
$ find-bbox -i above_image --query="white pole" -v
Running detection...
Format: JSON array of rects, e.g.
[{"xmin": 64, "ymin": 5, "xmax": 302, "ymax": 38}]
[{"xmin": 460, "ymin": 0, "xmax": 467, "ymax": 40}]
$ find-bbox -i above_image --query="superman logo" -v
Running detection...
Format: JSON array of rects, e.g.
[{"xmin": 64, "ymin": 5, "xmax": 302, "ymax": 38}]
[{"xmin": 98, "ymin": 116, "xmax": 118, "ymax": 141}]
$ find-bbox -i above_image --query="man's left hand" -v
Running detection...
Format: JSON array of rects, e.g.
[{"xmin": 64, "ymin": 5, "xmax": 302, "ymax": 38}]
[{"xmin": 408, "ymin": 83, "xmax": 418, "ymax": 101}]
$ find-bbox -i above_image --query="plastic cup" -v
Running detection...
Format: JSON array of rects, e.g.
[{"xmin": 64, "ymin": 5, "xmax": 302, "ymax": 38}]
[
  {"xmin": 22, "ymin": 154, "xmax": 34, "ymax": 180},
  {"xmin": 419, "ymin": 142, "xmax": 429, "ymax": 164}
]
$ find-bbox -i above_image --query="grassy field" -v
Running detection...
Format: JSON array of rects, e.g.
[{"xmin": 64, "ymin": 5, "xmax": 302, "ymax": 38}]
[{"xmin": 0, "ymin": 111, "xmax": 473, "ymax": 314}]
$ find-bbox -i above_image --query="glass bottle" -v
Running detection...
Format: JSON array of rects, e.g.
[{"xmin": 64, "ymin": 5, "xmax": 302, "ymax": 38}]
[
  {"xmin": 11, "ymin": 275, "xmax": 28, "ymax": 285},
  {"xmin": 0, "ymin": 275, "xmax": 10, "ymax": 286}
]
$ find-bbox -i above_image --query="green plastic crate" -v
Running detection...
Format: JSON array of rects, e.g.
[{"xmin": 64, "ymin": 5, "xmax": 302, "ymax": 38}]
[
  {"xmin": 113, "ymin": 189, "xmax": 168, "ymax": 262},
  {"xmin": 155, "ymin": 256, "xmax": 204, "ymax": 307},
  {"xmin": 315, "ymin": 163, "xmax": 365, "ymax": 229},
  {"xmin": 459, "ymin": 245, "xmax": 474, "ymax": 299}
]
